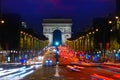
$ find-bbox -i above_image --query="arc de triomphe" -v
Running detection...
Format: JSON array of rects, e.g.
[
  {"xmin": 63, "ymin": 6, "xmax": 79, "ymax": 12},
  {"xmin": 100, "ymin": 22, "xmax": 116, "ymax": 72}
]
[{"xmin": 42, "ymin": 19, "xmax": 72, "ymax": 46}]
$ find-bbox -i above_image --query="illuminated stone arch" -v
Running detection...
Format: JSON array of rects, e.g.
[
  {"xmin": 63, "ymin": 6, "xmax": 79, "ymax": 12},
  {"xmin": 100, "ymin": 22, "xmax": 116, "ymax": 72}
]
[{"xmin": 42, "ymin": 19, "xmax": 72, "ymax": 45}]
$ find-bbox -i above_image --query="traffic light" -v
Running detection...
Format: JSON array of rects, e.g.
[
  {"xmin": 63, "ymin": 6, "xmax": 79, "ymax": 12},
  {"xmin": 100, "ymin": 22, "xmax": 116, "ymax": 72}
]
[{"xmin": 55, "ymin": 41, "xmax": 59, "ymax": 46}]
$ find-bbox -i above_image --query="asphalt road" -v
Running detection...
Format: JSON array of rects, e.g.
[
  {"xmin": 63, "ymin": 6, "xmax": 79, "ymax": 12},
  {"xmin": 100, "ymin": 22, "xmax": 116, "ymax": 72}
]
[{"xmin": 22, "ymin": 65, "xmax": 120, "ymax": 80}]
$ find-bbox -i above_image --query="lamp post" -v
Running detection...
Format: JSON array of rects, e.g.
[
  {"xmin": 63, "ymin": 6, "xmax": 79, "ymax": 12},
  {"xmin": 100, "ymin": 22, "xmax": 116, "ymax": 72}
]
[
  {"xmin": 0, "ymin": 0, "xmax": 4, "ymax": 24},
  {"xmin": 0, "ymin": 19, "xmax": 4, "ymax": 24},
  {"xmin": 55, "ymin": 47, "xmax": 59, "ymax": 65},
  {"xmin": 54, "ymin": 44, "xmax": 60, "ymax": 77},
  {"xmin": 109, "ymin": 16, "xmax": 120, "ymax": 50}
]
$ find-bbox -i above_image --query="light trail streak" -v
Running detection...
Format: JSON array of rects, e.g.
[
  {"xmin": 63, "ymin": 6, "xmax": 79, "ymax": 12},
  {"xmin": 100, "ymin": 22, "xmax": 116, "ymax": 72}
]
[
  {"xmin": 0, "ymin": 66, "xmax": 35, "ymax": 80},
  {"xmin": 91, "ymin": 73, "xmax": 114, "ymax": 80}
]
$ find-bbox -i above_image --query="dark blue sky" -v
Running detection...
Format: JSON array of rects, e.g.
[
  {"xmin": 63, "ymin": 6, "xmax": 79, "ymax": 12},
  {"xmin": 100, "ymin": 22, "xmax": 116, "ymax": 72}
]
[{"xmin": 1, "ymin": 0, "xmax": 116, "ymax": 34}]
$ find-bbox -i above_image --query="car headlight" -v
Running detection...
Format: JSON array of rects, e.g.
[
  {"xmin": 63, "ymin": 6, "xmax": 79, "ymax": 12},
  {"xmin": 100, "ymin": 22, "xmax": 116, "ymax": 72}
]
[
  {"xmin": 50, "ymin": 60, "xmax": 52, "ymax": 63},
  {"xmin": 46, "ymin": 60, "xmax": 48, "ymax": 63}
]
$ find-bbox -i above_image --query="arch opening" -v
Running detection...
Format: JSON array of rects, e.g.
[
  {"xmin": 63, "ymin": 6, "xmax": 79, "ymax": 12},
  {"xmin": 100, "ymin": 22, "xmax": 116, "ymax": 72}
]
[{"xmin": 53, "ymin": 29, "xmax": 62, "ymax": 46}]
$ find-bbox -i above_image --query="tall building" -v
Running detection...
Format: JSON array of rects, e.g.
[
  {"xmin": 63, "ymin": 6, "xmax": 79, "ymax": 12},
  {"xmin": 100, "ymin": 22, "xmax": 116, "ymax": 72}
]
[
  {"xmin": 115, "ymin": 0, "xmax": 120, "ymax": 49},
  {"xmin": 116, "ymin": 0, "xmax": 120, "ymax": 17}
]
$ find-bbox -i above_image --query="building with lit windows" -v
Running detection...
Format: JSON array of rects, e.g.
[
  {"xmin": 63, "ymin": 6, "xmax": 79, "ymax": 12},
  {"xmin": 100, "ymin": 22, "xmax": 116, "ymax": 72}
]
[
  {"xmin": 116, "ymin": 0, "xmax": 120, "ymax": 49},
  {"xmin": 108, "ymin": 0, "xmax": 120, "ymax": 50},
  {"xmin": 66, "ymin": 17, "xmax": 111, "ymax": 52},
  {"xmin": 0, "ymin": 14, "xmax": 48, "ymax": 63}
]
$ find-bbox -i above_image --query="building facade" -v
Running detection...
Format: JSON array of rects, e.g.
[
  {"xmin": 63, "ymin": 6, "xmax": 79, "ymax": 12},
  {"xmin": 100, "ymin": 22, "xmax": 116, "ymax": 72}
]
[
  {"xmin": 0, "ymin": 14, "xmax": 48, "ymax": 63},
  {"xmin": 42, "ymin": 19, "xmax": 72, "ymax": 46}
]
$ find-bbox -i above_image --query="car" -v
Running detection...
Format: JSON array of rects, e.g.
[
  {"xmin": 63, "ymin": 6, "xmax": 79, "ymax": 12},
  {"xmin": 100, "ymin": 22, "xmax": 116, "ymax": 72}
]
[{"xmin": 45, "ymin": 60, "xmax": 52, "ymax": 65}]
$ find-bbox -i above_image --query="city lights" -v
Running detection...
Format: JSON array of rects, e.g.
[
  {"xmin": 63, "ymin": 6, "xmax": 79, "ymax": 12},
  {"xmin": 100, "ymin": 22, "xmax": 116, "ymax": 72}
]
[
  {"xmin": 110, "ymin": 29, "xmax": 113, "ymax": 32},
  {"xmin": 55, "ymin": 41, "xmax": 59, "ymax": 46},
  {"xmin": 108, "ymin": 20, "xmax": 112, "ymax": 24},
  {"xmin": 115, "ymin": 16, "xmax": 119, "ymax": 19},
  {"xmin": 0, "ymin": 0, "xmax": 120, "ymax": 80},
  {"xmin": 0, "ymin": 20, "xmax": 4, "ymax": 23},
  {"xmin": 95, "ymin": 29, "xmax": 99, "ymax": 32}
]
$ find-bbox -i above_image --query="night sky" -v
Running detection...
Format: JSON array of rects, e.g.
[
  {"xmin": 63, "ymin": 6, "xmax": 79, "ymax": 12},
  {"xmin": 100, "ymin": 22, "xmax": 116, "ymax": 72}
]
[{"xmin": 1, "ymin": 0, "xmax": 116, "ymax": 34}]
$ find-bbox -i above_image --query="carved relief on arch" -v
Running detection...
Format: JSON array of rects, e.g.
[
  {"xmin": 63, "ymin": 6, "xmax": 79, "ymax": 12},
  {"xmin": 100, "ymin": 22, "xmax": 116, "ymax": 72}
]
[
  {"xmin": 65, "ymin": 34, "xmax": 70, "ymax": 38},
  {"xmin": 58, "ymin": 27, "xmax": 63, "ymax": 32},
  {"xmin": 51, "ymin": 26, "xmax": 63, "ymax": 32},
  {"xmin": 46, "ymin": 35, "xmax": 49, "ymax": 38},
  {"xmin": 52, "ymin": 27, "xmax": 56, "ymax": 31}
]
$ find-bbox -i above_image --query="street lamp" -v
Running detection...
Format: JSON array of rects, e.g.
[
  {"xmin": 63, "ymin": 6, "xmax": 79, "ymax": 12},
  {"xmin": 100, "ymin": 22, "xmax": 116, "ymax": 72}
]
[
  {"xmin": 0, "ymin": 0, "xmax": 5, "ymax": 24},
  {"xmin": 115, "ymin": 16, "xmax": 119, "ymax": 19},
  {"xmin": 110, "ymin": 29, "xmax": 113, "ymax": 32},
  {"xmin": 95, "ymin": 29, "xmax": 99, "ymax": 32},
  {"xmin": 0, "ymin": 20, "xmax": 4, "ymax": 24},
  {"xmin": 108, "ymin": 20, "xmax": 112, "ymax": 24},
  {"xmin": 56, "ymin": 49, "xmax": 59, "ymax": 65},
  {"xmin": 54, "ymin": 41, "xmax": 60, "ymax": 65},
  {"xmin": 109, "ymin": 16, "xmax": 120, "ymax": 50}
]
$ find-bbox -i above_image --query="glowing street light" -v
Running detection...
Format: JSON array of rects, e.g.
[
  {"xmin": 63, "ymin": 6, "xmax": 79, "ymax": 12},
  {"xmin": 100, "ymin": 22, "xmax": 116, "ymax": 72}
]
[
  {"xmin": 110, "ymin": 29, "xmax": 113, "ymax": 32},
  {"xmin": 108, "ymin": 20, "xmax": 112, "ymax": 24},
  {"xmin": 115, "ymin": 16, "xmax": 119, "ymax": 19},
  {"xmin": 0, "ymin": 20, "xmax": 4, "ymax": 24},
  {"xmin": 92, "ymin": 31, "xmax": 95, "ymax": 34},
  {"xmin": 95, "ymin": 29, "xmax": 99, "ymax": 32},
  {"xmin": 89, "ymin": 32, "xmax": 91, "ymax": 35}
]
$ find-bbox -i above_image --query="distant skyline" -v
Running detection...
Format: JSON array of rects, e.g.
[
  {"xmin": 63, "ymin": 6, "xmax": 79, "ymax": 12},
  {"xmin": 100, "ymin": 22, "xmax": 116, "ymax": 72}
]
[{"xmin": 1, "ymin": 0, "xmax": 116, "ymax": 34}]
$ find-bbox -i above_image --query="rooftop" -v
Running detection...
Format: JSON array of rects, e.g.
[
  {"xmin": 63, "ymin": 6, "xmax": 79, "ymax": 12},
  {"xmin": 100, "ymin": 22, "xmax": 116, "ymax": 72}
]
[{"xmin": 43, "ymin": 19, "xmax": 72, "ymax": 23}]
